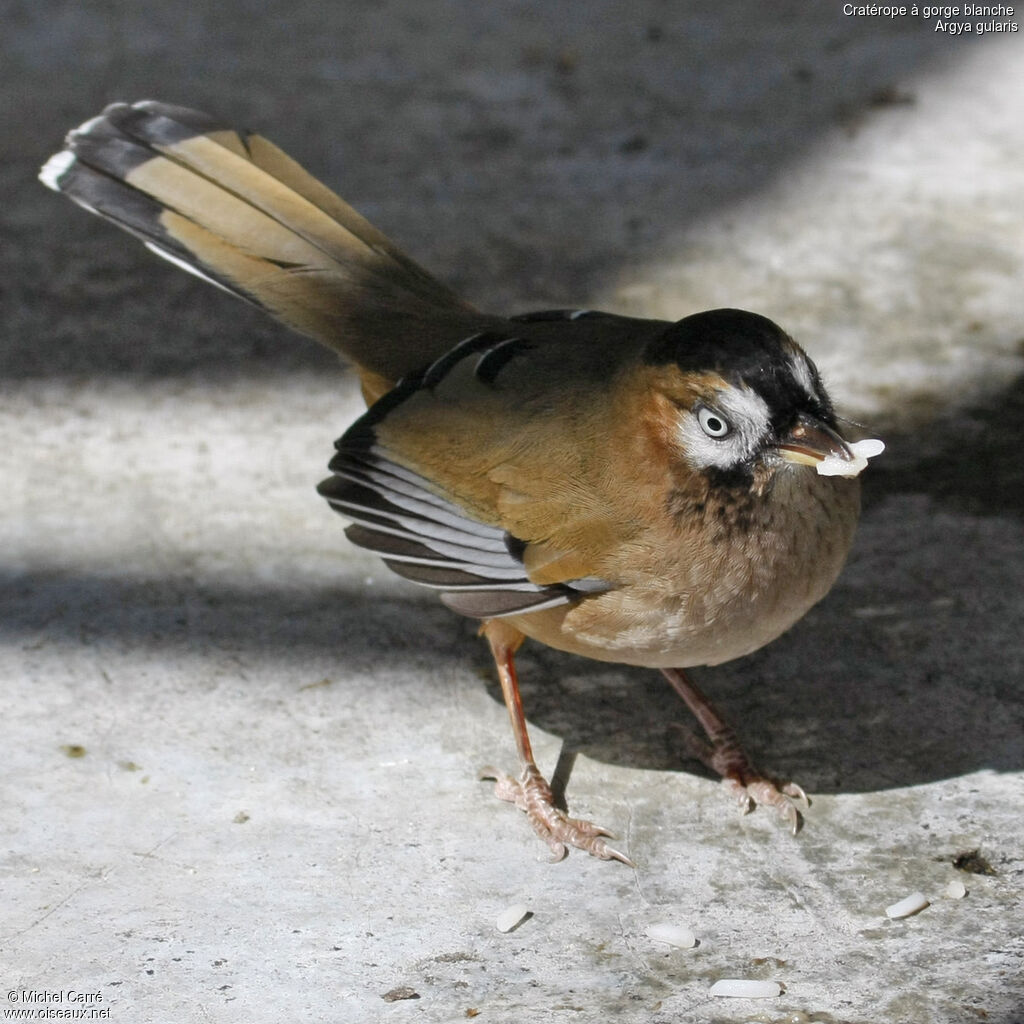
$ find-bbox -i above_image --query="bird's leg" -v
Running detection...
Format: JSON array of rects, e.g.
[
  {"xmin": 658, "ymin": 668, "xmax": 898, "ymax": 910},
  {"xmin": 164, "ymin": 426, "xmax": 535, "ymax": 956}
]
[
  {"xmin": 479, "ymin": 619, "xmax": 633, "ymax": 865},
  {"xmin": 660, "ymin": 667, "xmax": 809, "ymax": 834}
]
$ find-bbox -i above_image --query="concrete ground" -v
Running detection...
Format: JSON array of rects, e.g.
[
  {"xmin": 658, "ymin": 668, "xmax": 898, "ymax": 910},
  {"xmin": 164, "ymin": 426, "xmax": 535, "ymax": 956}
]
[{"xmin": 3, "ymin": 3, "xmax": 1023, "ymax": 1022}]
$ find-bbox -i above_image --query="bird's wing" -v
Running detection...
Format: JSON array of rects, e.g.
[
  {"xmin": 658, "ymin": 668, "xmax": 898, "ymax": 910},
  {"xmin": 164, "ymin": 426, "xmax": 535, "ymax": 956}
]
[{"xmin": 318, "ymin": 317, "xmax": 666, "ymax": 618}]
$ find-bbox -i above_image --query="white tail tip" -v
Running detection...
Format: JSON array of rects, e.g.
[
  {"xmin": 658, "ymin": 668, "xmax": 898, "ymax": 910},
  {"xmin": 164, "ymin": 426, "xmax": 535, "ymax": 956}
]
[{"xmin": 39, "ymin": 150, "xmax": 76, "ymax": 192}]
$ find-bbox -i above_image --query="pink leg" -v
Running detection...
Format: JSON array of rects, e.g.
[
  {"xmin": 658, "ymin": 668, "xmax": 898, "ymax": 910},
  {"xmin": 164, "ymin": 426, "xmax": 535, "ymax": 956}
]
[
  {"xmin": 661, "ymin": 667, "xmax": 809, "ymax": 834},
  {"xmin": 480, "ymin": 620, "xmax": 634, "ymax": 865}
]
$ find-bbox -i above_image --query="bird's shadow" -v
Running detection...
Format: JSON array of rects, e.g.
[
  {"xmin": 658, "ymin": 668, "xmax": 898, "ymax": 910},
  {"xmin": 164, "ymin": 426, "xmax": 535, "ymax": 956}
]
[{"xmin": 5, "ymin": 375, "xmax": 1021, "ymax": 797}]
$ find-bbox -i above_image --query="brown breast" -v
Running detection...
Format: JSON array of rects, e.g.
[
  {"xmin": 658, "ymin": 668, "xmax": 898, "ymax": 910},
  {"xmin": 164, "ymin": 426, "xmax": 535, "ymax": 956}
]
[{"xmin": 507, "ymin": 470, "xmax": 861, "ymax": 669}]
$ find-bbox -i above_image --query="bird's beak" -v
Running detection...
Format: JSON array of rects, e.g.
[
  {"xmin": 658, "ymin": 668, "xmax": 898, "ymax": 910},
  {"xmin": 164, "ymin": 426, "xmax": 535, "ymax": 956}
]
[{"xmin": 776, "ymin": 414, "xmax": 856, "ymax": 470}]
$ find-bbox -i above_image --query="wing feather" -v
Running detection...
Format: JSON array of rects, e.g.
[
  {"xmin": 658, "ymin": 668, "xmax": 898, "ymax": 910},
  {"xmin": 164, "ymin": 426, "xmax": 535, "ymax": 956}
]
[{"xmin": 319, "ymin": 425, "xmax": 611, "ymax": 617}]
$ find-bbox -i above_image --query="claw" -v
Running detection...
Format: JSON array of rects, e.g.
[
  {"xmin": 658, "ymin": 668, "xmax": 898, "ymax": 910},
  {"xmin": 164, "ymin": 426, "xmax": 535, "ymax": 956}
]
[
  {"xmin": 594, "ymin": 842, "xmax": 635, "ymax": 867},
  {"xmin": 783, "ymin": 781, "xmax": 811, "ymax": 812},
  {"xmin": 481, "ymin": 764, "xmax": 635, "ymax": 867}
]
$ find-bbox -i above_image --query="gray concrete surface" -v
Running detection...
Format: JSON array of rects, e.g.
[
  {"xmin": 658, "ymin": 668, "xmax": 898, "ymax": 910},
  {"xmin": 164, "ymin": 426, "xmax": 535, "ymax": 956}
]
[{"xmin": 3, "ymin": 3, "xmax": 1023, "ymax": 1022}]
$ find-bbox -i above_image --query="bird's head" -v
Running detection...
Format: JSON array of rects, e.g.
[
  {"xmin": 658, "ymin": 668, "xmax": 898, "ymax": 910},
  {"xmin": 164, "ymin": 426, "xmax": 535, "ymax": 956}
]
[{"xmin": 641, "ymin": 308, "xmax": 881, "ymax": 490}]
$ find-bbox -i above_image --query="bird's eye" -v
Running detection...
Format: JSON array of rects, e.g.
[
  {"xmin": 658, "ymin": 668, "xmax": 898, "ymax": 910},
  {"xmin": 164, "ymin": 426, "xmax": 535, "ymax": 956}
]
[{"xmin": 696, "ymin": 405, "xmax": 731, "ymax": 439}]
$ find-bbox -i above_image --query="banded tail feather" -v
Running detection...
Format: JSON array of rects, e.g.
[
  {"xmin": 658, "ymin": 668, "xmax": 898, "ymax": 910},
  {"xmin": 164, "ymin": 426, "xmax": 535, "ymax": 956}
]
[{"xmin": 40, "ymin": 100, "xmax": 496, "ymax": 393}]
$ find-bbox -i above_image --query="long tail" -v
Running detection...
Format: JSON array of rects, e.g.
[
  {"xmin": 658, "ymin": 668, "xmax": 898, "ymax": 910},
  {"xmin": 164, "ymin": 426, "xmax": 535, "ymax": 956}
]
[{"xmin": 40, "ymin": 100, "xmax": 498, "ymax": 397}]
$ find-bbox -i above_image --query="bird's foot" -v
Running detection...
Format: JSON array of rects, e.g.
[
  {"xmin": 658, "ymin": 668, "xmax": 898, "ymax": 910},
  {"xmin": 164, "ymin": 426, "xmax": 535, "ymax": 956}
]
[
  {"xmin": 661, "ymin": 668, "xmax": 810, "ymax": 835},
  {"xmin": 680, "ymin": 729, "xmax": 809, "ymax": 835},
  {"xmin": 720, "ymin": 774, "xmax": 809, "ymax": 836},
  {"xmin": 480, "ymin": 763, "xmax": 634, "ymax": 866}
]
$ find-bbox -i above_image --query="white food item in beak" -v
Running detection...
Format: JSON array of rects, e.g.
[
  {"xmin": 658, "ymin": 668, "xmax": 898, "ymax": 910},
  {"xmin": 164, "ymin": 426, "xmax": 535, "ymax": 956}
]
[{"xmin": 816, "ymin": 438, "xmax": 885, "ymax": 478}]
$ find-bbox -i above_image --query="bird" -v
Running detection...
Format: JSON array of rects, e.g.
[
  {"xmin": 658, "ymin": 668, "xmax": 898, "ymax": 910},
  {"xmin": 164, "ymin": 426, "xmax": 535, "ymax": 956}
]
[{"xmin": 40, "ymin": 100, "xmax": 883, "ymax": 866}]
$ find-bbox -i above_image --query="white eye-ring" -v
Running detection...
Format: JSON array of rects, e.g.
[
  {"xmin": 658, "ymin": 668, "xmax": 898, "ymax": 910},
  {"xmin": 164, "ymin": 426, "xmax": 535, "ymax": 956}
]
[{"xmin": 696, "ymin": 405, "xmax": 731, "ymax": 439}]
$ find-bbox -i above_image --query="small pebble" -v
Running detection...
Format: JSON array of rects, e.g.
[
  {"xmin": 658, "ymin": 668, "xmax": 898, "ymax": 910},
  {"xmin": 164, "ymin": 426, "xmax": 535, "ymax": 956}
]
[
  {"xmin": 944, "ymin": 878, "xmax": 967, "ymax": 899},
  {"xmin": 708, "ymin": 979, "xmax": 782, "ymax": 998},
  {"xmin": 885, "ymin": 891, "xmax": 929, "ymax": 919},
  {"xmin": 381, "ymin": 986, "xmax": 420, "ymax": 1003},
  {"xmin": 646, "ymin": 922, "xmax": 697, "ymax": 949},
  {"xmin": 495, "ymin": 903, "xmax": 529, "ymax": 933}
]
